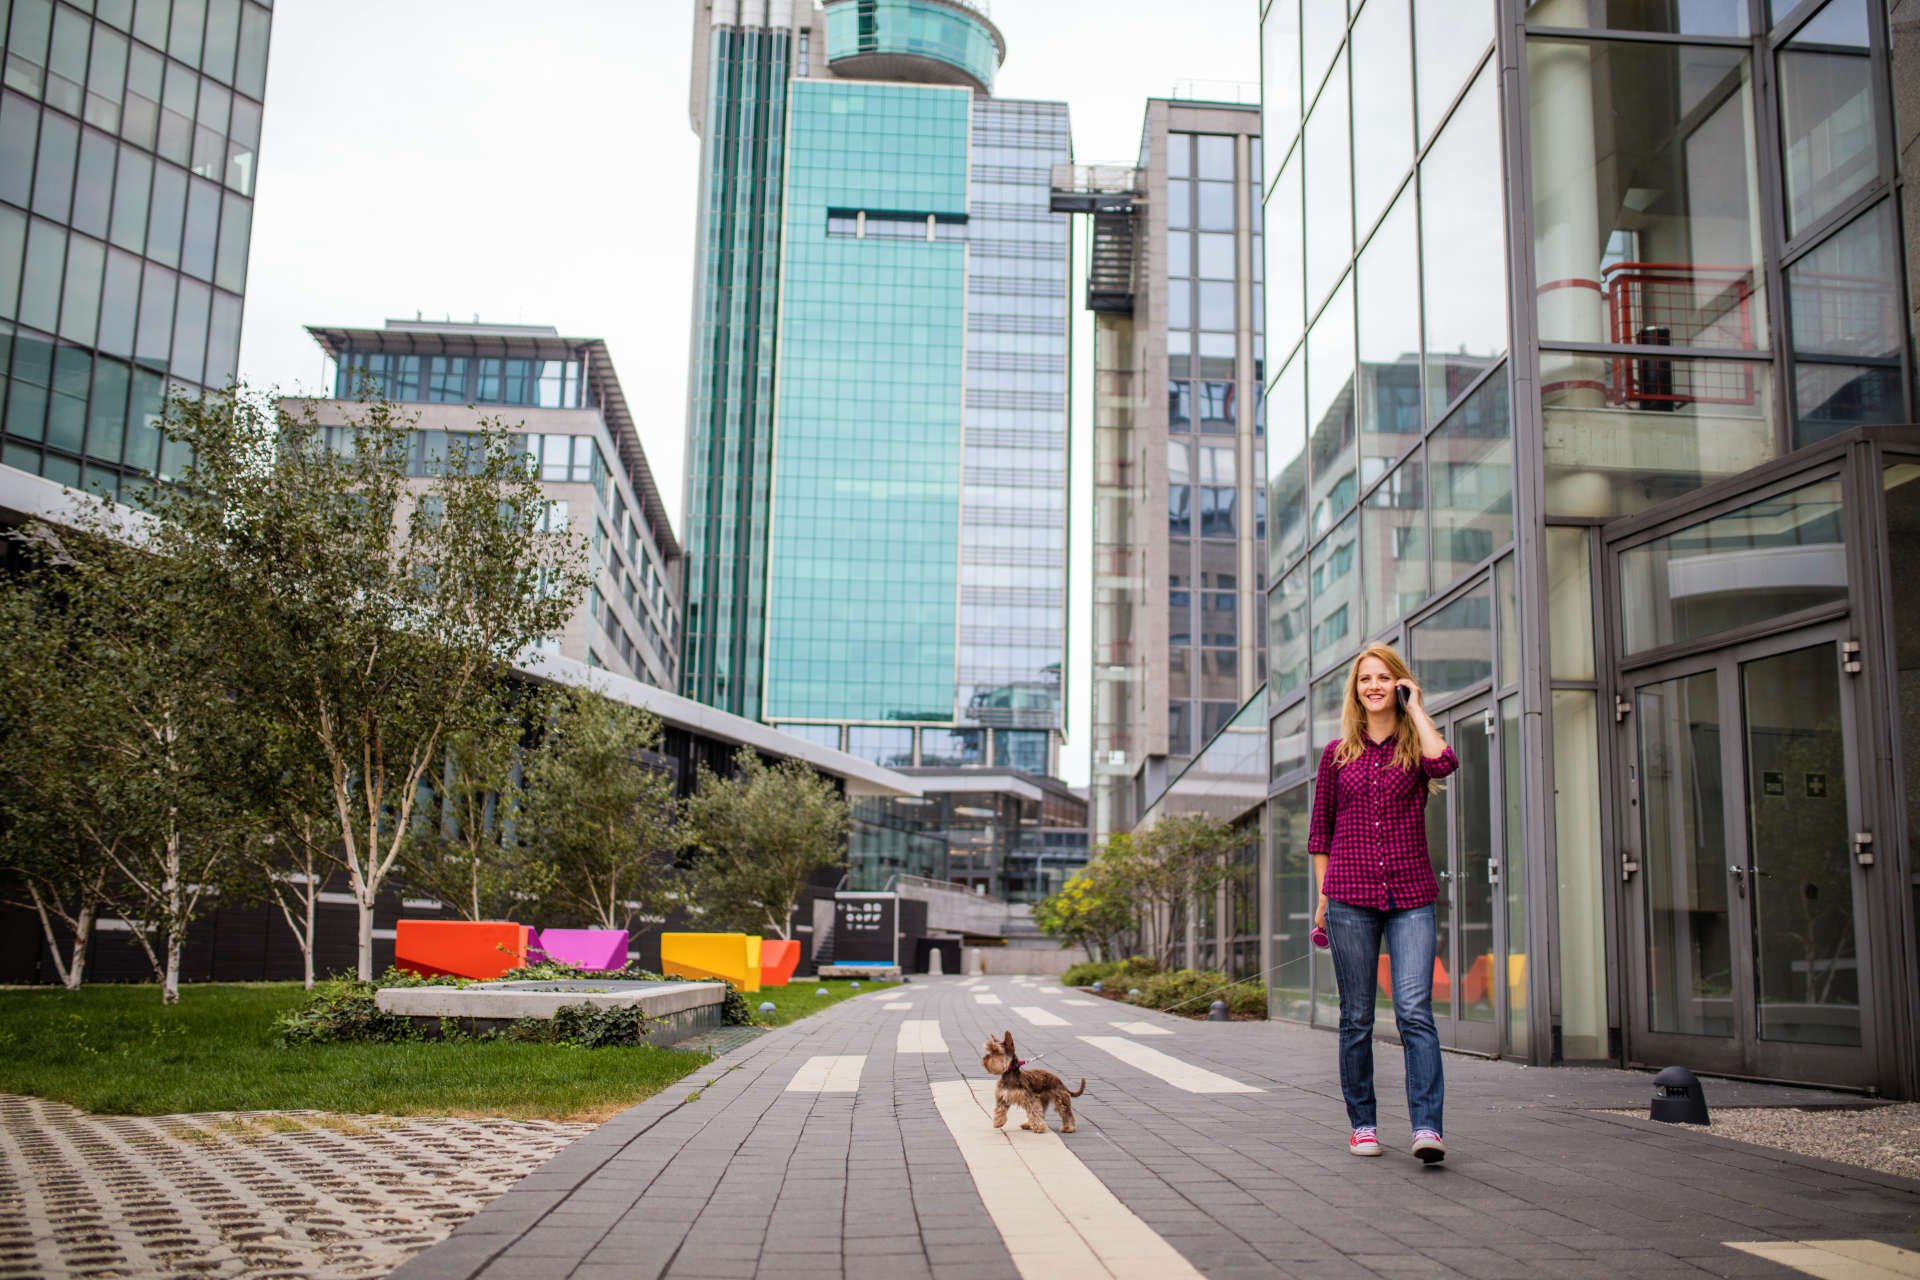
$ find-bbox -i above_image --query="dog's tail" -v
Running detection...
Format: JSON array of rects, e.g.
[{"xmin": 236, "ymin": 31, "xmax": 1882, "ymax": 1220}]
[{"xmin": 1069, "ymin": 1078, "xmax": 1086, "ymax": 1097}]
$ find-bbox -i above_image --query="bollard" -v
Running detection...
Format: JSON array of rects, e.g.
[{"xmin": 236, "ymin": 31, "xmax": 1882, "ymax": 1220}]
[
  {"xmin": 1648, "ymin": 1065, "xmax": 1710, "ymax": 1125},
  {"xmin": 1091, "ymin": 980, "xmax": 1103, "ymax": 993},
  {"xmin": 758, "ymin": 1001, "xmax": 776, "ymax": 1014},
  {"xmin": 1127, "ymin": 987, "xmax": 1142, "ymax": 998},
  {"xmin": 850, "ymin": 982, "xmax": 861, "ymax": 989},
  {"xmin": 1208, "ymin": 999, "xmax": 1229, "ymax": 1021},
  {"xmin": 815, "ymin": 988, "xmax": 829, "ymax": 996}
]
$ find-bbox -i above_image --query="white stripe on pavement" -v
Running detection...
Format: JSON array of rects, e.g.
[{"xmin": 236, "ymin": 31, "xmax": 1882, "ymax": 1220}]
[
  {"xmin": 1725, "ymin": 1241, "xmax": 1920, "ymax": 1279},
  {"xmin": 1109, "ymin": 1021, "xmax": 1174, "ymax": 1037},
  {"xmin": 896, "ymin": 1020, "xmax": 947, "ymax": 1054},
  {"xmin": 1012, "ymin": 1006, "xmax": 1068, "ymax": 1027},
  {"xmin": 1077, "ymin": 1036, "xmax": 1263, "ymax": 1094},
  {"xmin": 1061, "ymin": 998, "xmax": 1100, "ymax": 1007},
  {"xmin": 883, "ymin": 1001, "xmax": 913, "ymax": 1010},
  {"xmin": 930, "ymin": 1079, "xmax": 1204, "ymax": 1280},
  {"xmin": 786, "ymin": 1055, "xmax": 865, "ymax": 1093},
  {"xmin": 974, "ymin": 993, "xmax": 1003, "ymax": 1005}
]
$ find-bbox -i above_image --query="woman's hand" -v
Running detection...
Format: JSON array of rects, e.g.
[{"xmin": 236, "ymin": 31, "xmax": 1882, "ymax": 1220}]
[
  {"xmin": 1396, "ymin": 678, "xmax": 1426, "ymax": 718},
  {"xmin": 1314, "ymin": 893, "xmax": 1327, "ymax": 930},
  {"xmin": 1399, "ymin": 678, "xmax": 1448, "ymax": 758}
]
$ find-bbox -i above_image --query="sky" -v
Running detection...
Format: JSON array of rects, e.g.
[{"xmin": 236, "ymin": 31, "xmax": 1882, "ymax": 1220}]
[{"xmin": 236, "ymin": 0, "xmax": 1261, "ymax": 787}]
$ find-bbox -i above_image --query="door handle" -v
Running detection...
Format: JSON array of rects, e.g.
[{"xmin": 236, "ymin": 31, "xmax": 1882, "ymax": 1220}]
[{"xmin": 1728, "ymin": 864, "xmax": 1747, "ymax": 896}]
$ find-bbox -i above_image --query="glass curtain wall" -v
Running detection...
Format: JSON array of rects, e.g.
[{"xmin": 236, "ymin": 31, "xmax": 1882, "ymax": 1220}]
[
  {"xmin": 1261, "ymin": 0, "xmax": 1515, "ymax": 1029},
  {"xmin": 958, "ymin": 97, "xmax": 1070, "ymax": 772},
  {"xmin": 1, "ymin": 0, "xmax": 271, "ymax": 499},
  {"xmin": 681, "ymin": 18, "xmax": 793, "ymax": 718}
]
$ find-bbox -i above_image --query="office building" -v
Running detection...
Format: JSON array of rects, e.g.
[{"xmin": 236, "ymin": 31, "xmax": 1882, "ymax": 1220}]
[
  {"xmin": 299, "ymin": 321, "xmax": 682, "ymax": 689},
  {"xmin": 851, "ymin": 768, "xmax": 1089, "ymax": 904},
  {"xmin": 1054, "ymin": 100, "xmax": 1267, "ymax": 853},
  {"xmin": 682, "ymin": 0, "xmax": 1072, "ymax": 779},
  {"xmin": 1254, "ymin": 0, "xmax": 1919, "ymax": 1095},
  {"xmin": 1, "ymin": 0, "xmax": 271, "ymax": 499}
]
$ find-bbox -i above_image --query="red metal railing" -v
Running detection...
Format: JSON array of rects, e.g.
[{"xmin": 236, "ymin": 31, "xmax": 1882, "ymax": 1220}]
[{"xmin": 1603, "ymin": 262, "xmax": 1756, "ymax": 407}]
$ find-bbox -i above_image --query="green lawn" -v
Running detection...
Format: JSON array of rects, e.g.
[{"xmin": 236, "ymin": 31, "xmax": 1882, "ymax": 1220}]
[
  {"xmin": 0, "ymin": 983, "xmax": 709, "ymax": 1122},
  {"xmin": 750, "ymin": 975, "xmax": 897, "ymax": 1027}
]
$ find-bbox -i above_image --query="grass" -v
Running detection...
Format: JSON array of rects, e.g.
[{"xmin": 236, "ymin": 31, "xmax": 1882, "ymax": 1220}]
[
  {"xmin": 0, "ymin": 983, "xmax": 710, "ymax": 1122},
  {"xmin": 750, "ymin": 976, "xmax": 896, "ymax": 1027}
]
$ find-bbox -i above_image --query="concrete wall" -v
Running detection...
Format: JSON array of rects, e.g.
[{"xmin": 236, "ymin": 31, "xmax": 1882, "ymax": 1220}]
[{"xmin": 964, "ymin": 944, "xmax": 1089, "ymax": 976}]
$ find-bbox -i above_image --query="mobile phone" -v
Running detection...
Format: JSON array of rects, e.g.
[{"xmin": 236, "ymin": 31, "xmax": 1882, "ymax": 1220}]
[{"xmin": 1395, "ymin": 684, "xmax": 1411, "ymax": 710}]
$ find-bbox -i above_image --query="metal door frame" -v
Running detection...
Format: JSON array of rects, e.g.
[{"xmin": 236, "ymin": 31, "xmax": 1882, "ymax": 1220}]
[{"xmin": 1431, "ymin": 694, "xmax": 1505, "ymax": 1057}]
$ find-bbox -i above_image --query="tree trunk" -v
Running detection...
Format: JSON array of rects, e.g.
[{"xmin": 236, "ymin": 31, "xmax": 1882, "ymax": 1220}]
[
  {"xmin": 356, "ymin": 890, "xmax": 375, "ymax": 981},
  {"xmin": 302, "ymin": 885, "xmax": 316, "ymax": 990},
  {"xmin": 27, "ymin": 886, "xmax": 72, "ymax": 987},
  {"xmin": 162, "ymin": 931, "xmax": 181, "ymax": 1004},
  {"xmin": 70, "ymin": 901, "xmax": 95, "ymax": 988}
]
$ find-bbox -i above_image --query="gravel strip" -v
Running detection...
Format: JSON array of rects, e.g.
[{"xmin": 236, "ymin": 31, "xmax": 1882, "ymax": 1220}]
[
  {"xmin": 1603, "ymin": 1102, "xmax": 1920, "ymax": 1182},
  {"xmin": 0, "ymin": 1093, "xmax": 590, "ymax": 1278}
]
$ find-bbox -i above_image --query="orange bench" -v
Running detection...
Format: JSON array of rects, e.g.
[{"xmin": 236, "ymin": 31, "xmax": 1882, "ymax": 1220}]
[
  {"xmin": 758, "ymin": 939, "xmax": 801, "ymax": 987},
  {"xmin": 395, "ymin": 920, "xmax": 531, "ymax": 980}
]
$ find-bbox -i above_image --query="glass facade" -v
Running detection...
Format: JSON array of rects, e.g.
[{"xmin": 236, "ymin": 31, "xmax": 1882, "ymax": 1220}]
[
  {"xmin": 851, "ymin": 774, "xmax": 1089, "ymax": 902},
  {"xmin": 0, "ymin": 0, "xmax": 270, "ymax": 499},
  {"xmin": 765, "ymin": 78, "xmax": 970, "ymax": 724},
  {"xmin": 682, "ymin": 16, "xmax": 792, "ymax": 718},
  {"xmin": 1257, "ymin": 0, "xmax": 1916, "ymax": 1090},
  {"xmin": 822, "ymin": 0, "xmax": 1001, "ymax": 94}
]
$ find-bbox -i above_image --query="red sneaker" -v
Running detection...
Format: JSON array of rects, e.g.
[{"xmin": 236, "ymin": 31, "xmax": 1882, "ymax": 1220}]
[{"xmin": 1349, "ymin": 1126, "xmax": 1382, "ymax": 1156}]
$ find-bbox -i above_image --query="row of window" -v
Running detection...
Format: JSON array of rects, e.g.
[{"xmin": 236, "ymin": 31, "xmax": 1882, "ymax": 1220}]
[
  {"xmin": 0, "ymin": 335, "xmax": 177, "ymax": 482},
  {"xmin": 332, "ymin": 351, "xmax": 588, "ymax": 409}
]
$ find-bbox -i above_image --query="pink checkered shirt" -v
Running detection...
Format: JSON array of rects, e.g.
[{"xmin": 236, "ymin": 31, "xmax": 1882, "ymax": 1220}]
[{"xmin": 1308, "ymin": 735, "xmax": 1459, "ymax": 911}]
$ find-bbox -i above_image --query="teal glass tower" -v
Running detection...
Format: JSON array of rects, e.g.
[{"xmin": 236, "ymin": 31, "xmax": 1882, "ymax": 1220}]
[{"xmin": 684, "ymin": 0, "xmax": 1071, "ymax": 776}]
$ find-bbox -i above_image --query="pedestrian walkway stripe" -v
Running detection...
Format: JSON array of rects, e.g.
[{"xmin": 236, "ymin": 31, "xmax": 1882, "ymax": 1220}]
[
  {"xmin": 930, "ymin": 1079, "xmax": 1204, "ymax": 1280},
  {"xmin": 1012, "ymin": 1006, "xmax": 1068, "ymax": 1027},
  {"xmin": 1078, "ymin": 1036, "xmax": 1263, "ymax": 1094},
  {"xmin": 1726, "ymin": 1240, "xmax": 1920, "ymax": 1279},
  {"xmin": 897, "ymin": 1020, "xmax": 946, "ymax": 1054},
  {"xmin": 1061, "ymin": 998, "xmax": 1100, "ymax": 1007},
  {"xmin": 883, "ymin": 1001, "xmax": 912, "ymax": 1010},
  {"xmin": 786, "ymin": 1055, "xmax": 865, "ymax": 1093},
  {"xmin": 974, "ymin": 993, "xmax": 1003, "ymax": 1005},
  {"xmin": 1109, "ymin": 1021, "xmax": 1174, "ymax": 1037}
]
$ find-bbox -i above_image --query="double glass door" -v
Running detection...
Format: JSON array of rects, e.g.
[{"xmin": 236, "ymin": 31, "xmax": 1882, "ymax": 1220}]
[{"xmin": 1620, "ymin": 627, "xmax": 1874, "ymax": 1087}]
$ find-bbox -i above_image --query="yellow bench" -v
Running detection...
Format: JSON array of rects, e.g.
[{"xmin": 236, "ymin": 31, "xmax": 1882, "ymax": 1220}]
[{"xmin": 660, "ymin": 932, "xmax": 763, "ymax": 993}]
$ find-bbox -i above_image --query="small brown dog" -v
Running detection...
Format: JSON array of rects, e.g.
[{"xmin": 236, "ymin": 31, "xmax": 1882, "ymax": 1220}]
[{"xmin": 980, "ymin": 1030, "xmax": 1085, "ymax": 1134}]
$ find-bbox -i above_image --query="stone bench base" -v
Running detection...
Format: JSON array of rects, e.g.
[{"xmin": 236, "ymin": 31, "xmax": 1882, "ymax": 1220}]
[{"xmin": 374, "ymin": 979, "xmax": 726, "ymax": 1046}]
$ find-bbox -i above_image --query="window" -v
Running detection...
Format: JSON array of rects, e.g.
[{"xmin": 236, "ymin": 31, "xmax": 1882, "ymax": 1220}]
[
  {"xmin": 1307, "ymin": 275, "xmax": 1356, "ymax": 536},
  {"xmin": 1410, "ymin": 583, "xmax": 1493, "ymax": 703},
  {"xmin": 1788, "ymin": 202, "xmax": 1905, "ymax": 442},
  {"xmin": 1420, "ymin": 65, "xmax": 1506, "ymax": 423},
  {"xmin": 1303, "ymin": 48, "xmax": 1351, "ymax": 307},
  {"xmin": 1428, "ymin": 374, "xmax": 1511, "ymax": 587},
  {"xmin": 1777, "ymin": 0, "xmax": 1877, "ymax": 238},
  {"xmin": 1356, "ymin": 185, "xmax": 1421, "ymax": 477},
  {"xmin": 1349, "ymin": 0, "xmax": 1412, "ymax": 233},
  {"xmin": 429, "ymin": 356, "xmax": 467, "ymax": 403},
  {"xmin": 848, "ymin": 725, "xmax": 914, "ymax": 767},
  {"xmin": 1361, "ymin": 449, "xmax": 1425, "ymax": 634}
]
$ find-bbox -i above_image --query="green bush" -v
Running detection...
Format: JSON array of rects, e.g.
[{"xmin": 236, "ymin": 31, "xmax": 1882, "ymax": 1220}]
[
  {"xmin": 273, "ymin": 974, "xmax": 438, "ymax": 1046},
  {"xmin": 1061, "ymin": 956, "xmax": 1162, "ymax": 988},
  {"xmin": 1128, "ymin": 968, "xmax": 1267, "ymax": 1018}
]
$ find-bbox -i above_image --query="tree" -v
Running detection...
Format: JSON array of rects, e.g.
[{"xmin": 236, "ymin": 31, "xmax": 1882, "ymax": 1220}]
[
  {"xmin": 681, "ymin": 749, "xmax": 850, "ymax": 940},
  {"xmin": 521, "ymin": 687, "xmax": 678, "ymax": 933},
  {"xmin": 0, "ymin": 496, "xmax": 259, "ymax": 1002},
  {"xmin": 399, "ymin": 691, "xmax": 555, "ymax": 923},
  {"xmin": 159, "ymin": 393, "xmax": 589, "ymax": 979},
  {"xmin": 1123, "ymin": 813, "xmax": 1248, "ymax": 969},
  {"xmin": 1033, "ymin": 843, "xmax": 1137, "ymax": 961}
]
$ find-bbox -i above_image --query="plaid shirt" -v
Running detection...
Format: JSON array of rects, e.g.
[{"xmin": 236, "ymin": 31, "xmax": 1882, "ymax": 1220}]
[{"xmin": 1308, "ymin": 736, "xmax": 1458, "ymax": 911}]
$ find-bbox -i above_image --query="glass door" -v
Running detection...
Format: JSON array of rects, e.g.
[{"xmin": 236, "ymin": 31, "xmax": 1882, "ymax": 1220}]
[
  {"xmin": 1413, "ymin": 698, "xmax": 1503, "ymax": 1055},
  {"xmin": 1620, "ymin": 626, "xmax": 1875, "ymax": 1087}
]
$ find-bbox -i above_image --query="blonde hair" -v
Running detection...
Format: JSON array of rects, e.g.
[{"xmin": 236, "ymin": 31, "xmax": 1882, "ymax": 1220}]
[{"xmin": 1333, "ymin": 644, "xmax": 1436, "ymax": 790}]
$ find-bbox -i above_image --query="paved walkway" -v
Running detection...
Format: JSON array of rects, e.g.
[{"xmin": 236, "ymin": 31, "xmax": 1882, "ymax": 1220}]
[{"xmin": 392, "ymin": 975, "xmax": 1920, "ymax": 1280}]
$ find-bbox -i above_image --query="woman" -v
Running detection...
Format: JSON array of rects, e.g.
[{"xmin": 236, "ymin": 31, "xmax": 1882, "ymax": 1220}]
[{"xmin": 1308, "ymin": 642, "xmax": 1457, "ymax": 1164}]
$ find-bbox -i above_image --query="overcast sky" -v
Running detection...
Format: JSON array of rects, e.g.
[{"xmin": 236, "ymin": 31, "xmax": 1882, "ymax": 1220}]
[{"xmin": 237, "ymin": 0, "xmax": 1260, "ymax": 787}]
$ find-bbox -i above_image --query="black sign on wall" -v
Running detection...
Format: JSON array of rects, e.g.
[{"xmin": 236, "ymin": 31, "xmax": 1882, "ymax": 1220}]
[{"xmin": 833, "ymin": 894, "xmax": 897, "ymax": 964}]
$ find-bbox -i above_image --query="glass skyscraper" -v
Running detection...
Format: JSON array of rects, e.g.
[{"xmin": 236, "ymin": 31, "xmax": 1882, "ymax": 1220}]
[
  {"xmin": 0, "ymin": 0, "xmax": 270, "ymax": 500},
  {"xmin": 1252, "ymin": 0, "xmax": 1920, "ymax": 1097},
  {"xmin": 683, "ymin": 0, "xmax": 1071, "ymax": 777}
]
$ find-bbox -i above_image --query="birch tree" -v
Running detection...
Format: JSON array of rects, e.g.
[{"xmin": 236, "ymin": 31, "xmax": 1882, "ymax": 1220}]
[
  {"xmin": 681, "ymin": 749, "xmax": 850, "ymax": 940},
  {"xmin": 521, "ymin": 687, "xmax": 678, "ymax": 932},
  {"xmin": 144, "ymin": 393, "xmax": 588, "ymax": 979}
]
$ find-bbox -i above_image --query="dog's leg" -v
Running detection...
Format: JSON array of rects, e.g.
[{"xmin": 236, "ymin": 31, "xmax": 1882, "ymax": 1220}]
[
  {"xmin": 1056, "ymin": 1093, "xmax": 1075, "ymax": 1134},
  {"xmin": 991, "ymin": 1096, "xmax": 1009, "ymax": 1129},
  {"xmin": 1021, "ymin": 1100, "xmax": 1048, "ymax": 1133}
]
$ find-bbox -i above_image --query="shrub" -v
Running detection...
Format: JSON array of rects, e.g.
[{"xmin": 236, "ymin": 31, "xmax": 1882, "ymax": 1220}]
[
  {"xmin": 1061, "ymin": 956, "xmax": 1162, "ymax": 988},
  {"xmin": 1129, "ymin": 968, "xmax": 1267, "ymax": 1018},
  {"xmin": 274, "ymin": 975, "xmax": 428, "ymax": 1046},
  {"xmin": 503, "ymin": 1003, "xmax": 657, "ymax": 1048}
]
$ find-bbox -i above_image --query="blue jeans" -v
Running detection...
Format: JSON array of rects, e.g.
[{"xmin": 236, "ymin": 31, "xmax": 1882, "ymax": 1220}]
[{"xmin": 1326, "ymin": 899, "xmax": 1444, "ymax": 1135}]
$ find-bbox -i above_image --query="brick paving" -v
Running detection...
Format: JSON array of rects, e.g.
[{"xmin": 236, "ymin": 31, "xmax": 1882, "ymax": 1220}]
[{"xmin": 392, "ymin": 975, "xmax": 1920, "ymax": 1280}]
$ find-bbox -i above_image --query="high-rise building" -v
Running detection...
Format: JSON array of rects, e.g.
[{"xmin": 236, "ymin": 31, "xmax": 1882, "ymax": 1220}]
[
  {"xmin": 0, "ymin": 0, "xmax": 270, "ymax": 501},
  {"xmin": 682, "ymin": 0, "xmax": 1071, "ymax": 780},
  {"xmin": 1055, "ymin": 100, "xmax": 1267, "ymax": 853},
  {"xmin": 1256, "ymin": 0, "xmax": 1919, "ymax": 1096},
  {"xmin": 297, "ymin": 321, "xmax": 683, "ymax": 689}
]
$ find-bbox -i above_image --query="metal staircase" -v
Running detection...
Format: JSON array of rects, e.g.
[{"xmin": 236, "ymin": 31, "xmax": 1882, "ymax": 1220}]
[{"xmin": 1050, "ymin": 164, "xmax": 1141, "ymax": 314}]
